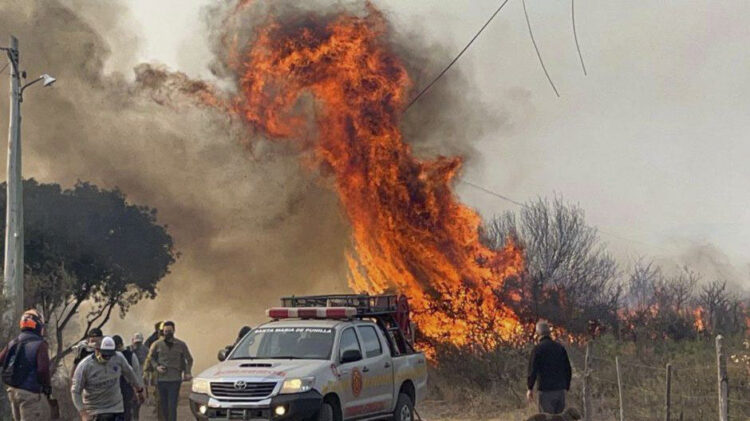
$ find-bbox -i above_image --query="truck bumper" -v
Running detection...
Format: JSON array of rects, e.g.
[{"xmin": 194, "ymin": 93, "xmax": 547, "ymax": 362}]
[{"xmin": 189, "ymin": 391, "xmax": 323, "ymax": 421}]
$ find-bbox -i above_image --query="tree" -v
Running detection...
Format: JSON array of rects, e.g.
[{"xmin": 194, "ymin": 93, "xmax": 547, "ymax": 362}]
[
  {"xmin": 623, "ymin": 260, "xmax": 698, "ymax": 341},
  {"xmin": 0, "ymin": 179, "xmax": 176, "ymax": 368},
  {"xmin": 484, "ymin": 196, "xmax": 620, "ymax": 335}
]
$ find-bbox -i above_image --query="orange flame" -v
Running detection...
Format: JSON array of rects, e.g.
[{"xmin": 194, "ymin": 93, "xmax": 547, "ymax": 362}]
[
  {"xmin": 226, "ymin": 5, "xmax": 524, "ymax": 348},
  {"xmin": 693, "ymin": 307, "xmax": 705, "ymax": 332}
]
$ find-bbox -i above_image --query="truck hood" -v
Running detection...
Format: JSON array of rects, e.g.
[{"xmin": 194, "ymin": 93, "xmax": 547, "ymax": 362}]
[{"xmin": 197, "ymin": 359, "xmax": 329, "ymax": 381}]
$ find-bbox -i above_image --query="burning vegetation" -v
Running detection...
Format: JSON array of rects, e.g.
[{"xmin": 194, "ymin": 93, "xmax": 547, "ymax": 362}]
[
  {"xmin": 231, "ymin": 6, "xmax": 525, "ymax": 349},
  {"xmin": 138, "ymin": 1, "xmax": 749, "ymax": 351}
]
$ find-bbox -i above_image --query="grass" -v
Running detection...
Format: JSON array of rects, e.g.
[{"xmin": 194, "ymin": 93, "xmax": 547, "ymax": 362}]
[{"xmin": 424, "ymin": 334, "xmax": 750, "ymax": 421}]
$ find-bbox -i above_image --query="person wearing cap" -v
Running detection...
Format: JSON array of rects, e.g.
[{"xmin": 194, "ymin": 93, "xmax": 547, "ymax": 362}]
[
  {"xmin": 526, "ymin": 320, "xmax": 572, "ymax": 414},
  {"xmin": 127, "ymin": 333, "xmax": 148, "ymax": 420},
  {"xmin": 0, "ymin": 309, "xmax": 51, "ymax": 420},
  {"xmin": 145, "ymin": 321, "xmax": 193, "ymax": 421},
  {"xmin": 71, "ymin": 328, "xmax": 104, "ymax": 379},
  {"xmin": 127, "ymin": 333, "xmax": 148, "ymax": 367},
  {"xmin": 71, "ymin": 336, "xmax": 145, "ymax": 421}
]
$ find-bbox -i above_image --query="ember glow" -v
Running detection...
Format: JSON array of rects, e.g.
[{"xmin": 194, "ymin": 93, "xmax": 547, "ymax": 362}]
[{"xmin": 229, "ymin": 6, "xmax": 525, "ymax": 348}]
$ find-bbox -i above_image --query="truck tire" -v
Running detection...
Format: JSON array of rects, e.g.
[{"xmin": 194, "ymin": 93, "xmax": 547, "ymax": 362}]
[
  {"xmin": 392, "ymin": 393, "xmax": 414, "ymax": 421},
  {"xmin": 317, "ymin": 402, "xmax": 334, "ymax": 421}
]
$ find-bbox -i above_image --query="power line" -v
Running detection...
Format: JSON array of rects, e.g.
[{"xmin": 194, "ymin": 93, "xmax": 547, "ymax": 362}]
[
  {"xmin": 522, "ymin": 0, "xmax": 560, "ymax": 97},
  {"xmin": 404, "ymin": 0, "xmax": 511, "ymax": 111},
  {"xmin": 458, "ymin": 179, "xmax": 526, "ymax": 207},
  {"xmin": 571, "ymin": 0, "xmax": 588, "ymax": 75},
  {"xmin": 459, "ymin": 178, "xmax": 663, "ymax": 250},
  {"xmin": 0, "ymin": 62, "xmax": 8, "ymax": 76}
]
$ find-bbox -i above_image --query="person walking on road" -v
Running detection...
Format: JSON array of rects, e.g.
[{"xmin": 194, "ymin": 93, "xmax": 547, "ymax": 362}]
[
  {"xmin": 113, "ymin": 335, "xmax": 141, "ymax": 421},
  {"xmin": 71, "ymin": 328, "xmax": 104, "ymax": 378},
  {"xmin": 71, "ymin": 336, "xmax": 145, "ymax": 421},
  {"xmin": 0, "ymin": 309, "xmax": 52, "ymax": 421},
  {"xmin": 128, "ymin": 333, "xmax": 148, "ymax": 367},
  {"xmin": 127, "ymin": 333, "xmax": 148, "ymax": 420},
  {"xmin": 527, "ymin": 320, "xmax": 572, "ymax": 414},
  {"xmin": 145, "ymin": 321, "xmax": 193, "ymax": 421}
]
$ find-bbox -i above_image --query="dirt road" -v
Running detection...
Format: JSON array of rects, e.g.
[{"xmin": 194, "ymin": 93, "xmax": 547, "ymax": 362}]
[{"xmin": 138, "ymin": 385, "xmax": 531, "ymax": 420}]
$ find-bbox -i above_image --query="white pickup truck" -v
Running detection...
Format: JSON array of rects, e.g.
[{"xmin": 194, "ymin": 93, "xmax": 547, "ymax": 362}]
[{"xmin": 189, "ymin": 295, "xmax": 428, "ymax": 421}]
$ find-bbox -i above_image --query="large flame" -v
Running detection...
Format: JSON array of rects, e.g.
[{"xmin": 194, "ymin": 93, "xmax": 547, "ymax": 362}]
[{"xmin": 227, "ymin": 5, "xmax": 524, "ymax": 348}]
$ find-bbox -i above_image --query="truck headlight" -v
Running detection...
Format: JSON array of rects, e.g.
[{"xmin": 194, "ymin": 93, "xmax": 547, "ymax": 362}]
[
  {"xmin": 279, "ymin": 377, "xmax": 315, "ymax": 394},
  {"xmin": 192, "ymin": 378, "xmax": 210, "ymax": 395}
]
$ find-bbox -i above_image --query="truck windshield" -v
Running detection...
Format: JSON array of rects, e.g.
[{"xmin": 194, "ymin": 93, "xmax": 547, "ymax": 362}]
[{"xmin": 230, "ymin": 327, "xmax": 335, "ymax": 360}]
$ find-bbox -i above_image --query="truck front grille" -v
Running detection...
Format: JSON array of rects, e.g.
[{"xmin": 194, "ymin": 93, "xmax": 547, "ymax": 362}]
[{"xmin": 210, "ymin": 381, "xmax": 277, "ymax": 399}]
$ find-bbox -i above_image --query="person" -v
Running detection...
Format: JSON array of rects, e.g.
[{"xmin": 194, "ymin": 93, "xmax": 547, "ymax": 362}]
[
  {"xmin": 113, "ymin": 335, "xmax": 141, "ymax": 421},
  {"xmin": 143, "ymin": 323, "xmax": 164, "ymax": 421},
  {"xmin": 145, "ymin": 321, "xmax": 193, "ymax": 421},
  {"xmin": 527, "ymin": 320, "xmax": 572, "ymax": 414},
  {"xmin": 127, "ymin": 333, "xmax": 148, "ymax": 420},
  {"xmin": 218, "ymin": 325, "xmax": 252, "ymax": 361},
  {"xmin": 128, "ymin": 333, "xmax": 148, "ymax": 367},
  {"xmin": 71, "ymin": 328, "xmax": 104, "ymax": 379},
  {"xmin": 0, "ymin": 309, "xmax": 52, "ymax": 420},
  {"xmin": 144, "ymin": 322, "xmax": 163, "ymax": 350},
  {"xmin": 71, "ymin": 336, "xmax": 145, "ymax": 421}
]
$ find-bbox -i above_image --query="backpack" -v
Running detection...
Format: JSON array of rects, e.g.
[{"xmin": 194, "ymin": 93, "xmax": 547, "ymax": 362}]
[{"xmin": 1, "ymin": 340, "xmax": 34, "ymax": 387}]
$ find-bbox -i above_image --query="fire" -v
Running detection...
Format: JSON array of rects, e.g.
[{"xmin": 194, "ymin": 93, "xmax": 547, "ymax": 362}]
[
  {"xmin": 693, "ymin": 307, "xmax": 705, "ymax": 332},
  {"xmin": 228, "ymin": 5, "xmax": 525, "ymax": 348}
]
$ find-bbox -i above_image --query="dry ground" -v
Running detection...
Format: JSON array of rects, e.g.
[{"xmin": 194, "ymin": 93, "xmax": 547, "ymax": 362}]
[{"xmin": 137, "ymin": 385, "xmax": 542, "ymax": 421}]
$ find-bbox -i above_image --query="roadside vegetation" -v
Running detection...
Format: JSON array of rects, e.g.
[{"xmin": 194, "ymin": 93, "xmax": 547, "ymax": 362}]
[{"xmin": 422, "ymin": 196, "xmax": 750, "ymax": 420}]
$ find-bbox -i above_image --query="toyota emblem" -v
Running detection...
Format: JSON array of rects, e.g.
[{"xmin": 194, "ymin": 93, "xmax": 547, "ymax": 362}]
[{"xmin": 234, "ymin": 380, "xmax": 248, "ymax": 390}]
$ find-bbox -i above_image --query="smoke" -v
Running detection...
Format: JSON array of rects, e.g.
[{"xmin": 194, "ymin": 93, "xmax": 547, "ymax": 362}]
[
  {"xmin": 0, "ymin": 0, "xmax": 354, "ymax": 368},
  {"xmin": 0, "ymin": 0, "xmax": 518, "ymax": 367}
]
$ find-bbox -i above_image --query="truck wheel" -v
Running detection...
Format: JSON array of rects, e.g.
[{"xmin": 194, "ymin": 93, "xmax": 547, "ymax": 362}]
[
  {"xmin": 317, "ymin": 402, "xmax": 334, "ymax": 421},
  {"xmin": 392, "ymin": 393, "xmax": 414, "ymax": 421}
]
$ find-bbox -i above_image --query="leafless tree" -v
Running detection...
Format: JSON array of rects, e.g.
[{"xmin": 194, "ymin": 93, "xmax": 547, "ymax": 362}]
[{"xmin": 484, "ymin": 196, "xmax": 620, "ymax": 335}]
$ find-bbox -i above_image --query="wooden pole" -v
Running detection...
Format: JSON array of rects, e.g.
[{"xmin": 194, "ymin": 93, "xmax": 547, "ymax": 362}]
[
  {"xmin": 616, "ymin": 356, "xmax": 624, "ymax": 421},
  {"xmin": 716, "ymin": 335, "xmax": 728, "ymax": 421},
  {"xmin": 665, "ymin": 363, "xmax": 672, "ymax": 421},
  {"xmin": 583, "ymin": 342, "xmax": 592, "ymax": 421}
]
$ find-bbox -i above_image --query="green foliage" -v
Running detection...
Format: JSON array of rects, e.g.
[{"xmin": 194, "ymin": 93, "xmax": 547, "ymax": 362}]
[{"xmin": 0, "ymin": 179, "xmax": 176, "ymax": 365}]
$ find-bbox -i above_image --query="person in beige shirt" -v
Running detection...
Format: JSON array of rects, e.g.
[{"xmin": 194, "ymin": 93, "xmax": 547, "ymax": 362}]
[{"xmin": 144, "ymin": 321, "xmax": 193, "ymax": 421}]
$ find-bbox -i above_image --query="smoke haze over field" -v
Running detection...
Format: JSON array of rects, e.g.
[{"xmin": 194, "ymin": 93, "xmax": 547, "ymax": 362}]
[{"xmin": 1, "ymin": 0, "xmax": 749, "ymax": 368}]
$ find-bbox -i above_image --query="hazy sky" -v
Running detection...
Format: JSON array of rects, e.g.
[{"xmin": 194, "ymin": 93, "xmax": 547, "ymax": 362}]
[{"xmin": 105, "ymin": 0, "xmax": 750, "ymax": 278}]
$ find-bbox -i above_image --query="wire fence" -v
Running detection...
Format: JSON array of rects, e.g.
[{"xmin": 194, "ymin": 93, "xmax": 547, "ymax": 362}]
[{"xmin": 564, "ymin": 338, "xmax": 750, "ymax": 420}]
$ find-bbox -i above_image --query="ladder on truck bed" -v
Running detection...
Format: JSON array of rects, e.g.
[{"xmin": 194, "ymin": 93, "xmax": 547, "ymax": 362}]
[{"xmin": 280, "ymin": 294, "xmax": 417, "ymax": 356}]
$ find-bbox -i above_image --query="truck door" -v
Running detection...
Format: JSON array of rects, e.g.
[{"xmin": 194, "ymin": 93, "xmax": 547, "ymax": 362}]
[
  {"xmin": 337, "ymin": 327, "xmax": 368, "ymax": 419},
  {"xmin": 356, "ymin": 324, "xmax": 395, "ymax": 415}
]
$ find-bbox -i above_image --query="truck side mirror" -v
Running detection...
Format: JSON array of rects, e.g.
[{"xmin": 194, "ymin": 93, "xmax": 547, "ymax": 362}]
[
  {"xmin": 340, "ymin": 349, "xmax": 362, "ymax": 364},
  {"xmin": 217, "ymin": 346, "xmax": 230, "ymax": 361}
]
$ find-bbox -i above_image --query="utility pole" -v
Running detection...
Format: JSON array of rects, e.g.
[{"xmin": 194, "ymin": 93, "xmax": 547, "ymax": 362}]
[
  {"xmin": 3, "ymin": 35, "xmax": 23, "ymax": 326},
  {"xmin": 1, "ymin": 36, "xmax": 55, "ymax": 327}
]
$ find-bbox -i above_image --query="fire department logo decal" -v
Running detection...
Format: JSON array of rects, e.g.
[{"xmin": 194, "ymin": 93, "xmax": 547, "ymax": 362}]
[{"xmin": 351, "ymin": 368, "xmax": 363, "ymax": 397}]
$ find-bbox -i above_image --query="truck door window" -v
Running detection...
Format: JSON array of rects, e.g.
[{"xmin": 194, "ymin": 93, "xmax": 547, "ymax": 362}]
[
  {"xmin": 339, "ymin": 327, "xmax": 362, "ymax": 361},
  {"xmin": 357, "ymin": 326, "xmax": 382, "ymax": 358}
]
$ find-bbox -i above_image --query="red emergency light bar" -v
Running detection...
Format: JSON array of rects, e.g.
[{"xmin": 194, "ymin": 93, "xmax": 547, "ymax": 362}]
[{"xmin": 266, "ymin": 307, "xmax": 357, "ymax": 319}]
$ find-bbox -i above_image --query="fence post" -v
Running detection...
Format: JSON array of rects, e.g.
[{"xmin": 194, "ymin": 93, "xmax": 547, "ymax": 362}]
[
  {"xmin": 583, "ymin": 342, "xmax": 592, "ymax": 421},
  {"xmin": 616, "ymin": 356, "xmax": 624, "ymax": 421},
  {"xmin": 716, "ymin": 335, "xmax": 728, "ymax": 421},
  {"xmin": 665, "ymin": 363, "xmax": 672, "ymax": 421}
]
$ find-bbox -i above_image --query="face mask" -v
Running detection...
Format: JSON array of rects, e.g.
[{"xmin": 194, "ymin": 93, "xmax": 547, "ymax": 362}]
[{"xmin": 96, "ymin": 353, "xmax": 113, "ymax": 363}]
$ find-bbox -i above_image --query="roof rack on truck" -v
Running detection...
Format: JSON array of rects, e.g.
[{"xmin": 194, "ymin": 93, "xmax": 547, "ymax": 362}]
[{"xmin": 274, "ymin": 294, "xmax": 417, "ymax": 356}]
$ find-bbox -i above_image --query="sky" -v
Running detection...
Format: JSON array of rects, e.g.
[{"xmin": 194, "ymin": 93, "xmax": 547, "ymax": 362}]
[{"xmin": 113, "ymin": 0, "xmax": 750, "ymax": 276}]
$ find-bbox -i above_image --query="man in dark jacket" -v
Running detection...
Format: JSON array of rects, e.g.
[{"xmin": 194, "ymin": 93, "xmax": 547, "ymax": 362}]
[
  {"xmin": 0, "ymin": 309, "xmax": 52, "ymax": 420},
  {"xmin": 527, "ymin": 320, "xmax": 572, "ymax": 414}
]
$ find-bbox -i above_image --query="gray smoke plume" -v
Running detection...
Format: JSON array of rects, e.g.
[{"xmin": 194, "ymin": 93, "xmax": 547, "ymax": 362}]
[{"xmin": 0, "ymin": 0, "xmax": 516, "ymax": 368}]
